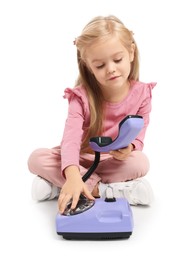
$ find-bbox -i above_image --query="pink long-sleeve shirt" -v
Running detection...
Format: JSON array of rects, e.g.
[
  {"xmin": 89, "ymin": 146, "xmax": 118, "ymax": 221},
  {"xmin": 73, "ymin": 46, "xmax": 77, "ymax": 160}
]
[{"xmin": 61, "ymin": 80, "xmax": 156, "ymax": 172}]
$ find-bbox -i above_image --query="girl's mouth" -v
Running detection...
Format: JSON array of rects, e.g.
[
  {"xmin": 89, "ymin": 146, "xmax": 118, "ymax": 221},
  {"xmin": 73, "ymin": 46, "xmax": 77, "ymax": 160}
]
[{"xmin": 109, "ymin": 76, "xmax": 120, "ymax": 80}]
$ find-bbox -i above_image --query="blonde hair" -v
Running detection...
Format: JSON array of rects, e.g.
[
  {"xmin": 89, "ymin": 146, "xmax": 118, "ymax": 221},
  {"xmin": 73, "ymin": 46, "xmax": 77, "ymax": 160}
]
[{"xmin": 74, "ymin": 15, "xmax": 140, "ymax": 152}]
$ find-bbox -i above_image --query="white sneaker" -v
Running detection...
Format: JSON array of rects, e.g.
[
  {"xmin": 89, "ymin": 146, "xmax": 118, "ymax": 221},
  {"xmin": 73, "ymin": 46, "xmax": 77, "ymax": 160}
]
[
  {"xmin": 98, "ymin": 178, "xmax": 153, "ymax": 206},
  {"xmin": 31, "ymin": 176, "xmax": 60, "ymax": 201}
]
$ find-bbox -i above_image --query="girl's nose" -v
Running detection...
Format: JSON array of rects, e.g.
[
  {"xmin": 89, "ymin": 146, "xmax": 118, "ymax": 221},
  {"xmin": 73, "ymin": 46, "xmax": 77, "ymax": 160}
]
[
  {"xmin": 107, "ymin": 69, "xmax": 116, "ymax": 75},
  {"xmin": 106, "ymin": 63, "xmax": 116, "ymax": 74}
]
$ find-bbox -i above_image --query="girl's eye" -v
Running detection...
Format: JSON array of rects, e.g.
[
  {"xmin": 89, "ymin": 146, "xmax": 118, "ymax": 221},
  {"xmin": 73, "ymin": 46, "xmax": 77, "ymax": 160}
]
[
  {"xmin": 114, "ymin": 58, "xmax": 122, "ymax": 63},
  {"xmin": 96, "ymin": 64, "xmax": 105, "ymax": 69},
  {"xmin": 95, "ymin": 58, "xmax": 122, "ymax": 69}
]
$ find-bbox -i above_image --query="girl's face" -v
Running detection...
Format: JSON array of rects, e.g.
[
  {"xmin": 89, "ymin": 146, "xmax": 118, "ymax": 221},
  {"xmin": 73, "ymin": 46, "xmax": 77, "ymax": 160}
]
[{"xmin": 85, "ymin": 36, "xmax": 135, "ymax": 95}]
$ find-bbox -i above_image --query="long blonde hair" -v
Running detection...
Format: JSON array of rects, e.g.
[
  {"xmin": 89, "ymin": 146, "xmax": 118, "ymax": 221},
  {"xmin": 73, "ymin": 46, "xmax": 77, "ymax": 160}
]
[{"xmin": 74, "ymin": 15, "xmax": 140, "ymax": 152}]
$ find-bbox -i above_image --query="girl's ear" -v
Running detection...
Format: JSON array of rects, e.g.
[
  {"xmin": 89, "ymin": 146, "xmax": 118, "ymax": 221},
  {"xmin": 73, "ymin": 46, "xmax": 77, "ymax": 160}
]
[{"xmin": 129, "ymin": 43, "xmax": 135, "ymax": 62}]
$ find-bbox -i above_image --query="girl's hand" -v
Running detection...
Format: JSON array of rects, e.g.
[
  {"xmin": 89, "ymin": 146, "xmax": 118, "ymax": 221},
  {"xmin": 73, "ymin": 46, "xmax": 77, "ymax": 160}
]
[
  {"xmin": 109, "ymin": 143, "xmax": 134, "ymax": 160},
  {"xmin": 58, "ymin": 166, "xmax": 95, "ymax": 214}
]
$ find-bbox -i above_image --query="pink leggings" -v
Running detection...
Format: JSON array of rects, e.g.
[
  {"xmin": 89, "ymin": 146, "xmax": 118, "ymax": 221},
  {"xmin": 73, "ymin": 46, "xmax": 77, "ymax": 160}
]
[{"xmin": 27, "ymin": 146, "xmax": 150, "ymax": 192}]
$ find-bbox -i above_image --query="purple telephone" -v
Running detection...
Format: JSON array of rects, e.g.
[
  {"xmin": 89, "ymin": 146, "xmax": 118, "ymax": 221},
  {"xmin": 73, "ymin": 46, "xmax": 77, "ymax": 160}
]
[
  {"xmin": 89, "ymin": 115, "xmax": 144, "ymax": 152},
  {"xmin": 56, "ymin": 115, "xmax": 144, "ymax": 240}
]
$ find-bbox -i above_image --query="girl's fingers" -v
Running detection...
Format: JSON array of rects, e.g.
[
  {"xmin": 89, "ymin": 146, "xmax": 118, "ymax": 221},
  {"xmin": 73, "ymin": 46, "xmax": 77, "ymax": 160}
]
[
  {"xmin": 58, "ymin": 193, "xmax": 72, "ymax": 214},
  {"xmin": 83, "ymin": 187, "xmax": 95, "ymax": 200},
  {"xmin": 70, "ymin": 193, "xmax": 81, "ymax": 209}
]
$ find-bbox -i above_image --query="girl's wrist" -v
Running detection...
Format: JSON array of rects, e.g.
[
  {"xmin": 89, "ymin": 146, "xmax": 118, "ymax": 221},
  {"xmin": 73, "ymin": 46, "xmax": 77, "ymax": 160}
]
[{"xmin": 64, "ymin": 165, "xmax": 81, "ymax": 179}]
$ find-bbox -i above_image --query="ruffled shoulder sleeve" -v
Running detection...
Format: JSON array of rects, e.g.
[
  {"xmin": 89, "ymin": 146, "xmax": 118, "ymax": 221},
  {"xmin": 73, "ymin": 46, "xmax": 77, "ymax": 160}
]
[
  {"xmin": 63, "ymin": 85, "xmax": 89, "ymax": 115},
  {"xmin": 148, "ymin": 82, "xmax": 157, "ymax": 89},
  {"xmin": 130, "ymin": 80, "xmax": 157, "ymax": 99},
  {"xmin": 146, "ymin": 82, "xmax": 157, "ymax": 98}
]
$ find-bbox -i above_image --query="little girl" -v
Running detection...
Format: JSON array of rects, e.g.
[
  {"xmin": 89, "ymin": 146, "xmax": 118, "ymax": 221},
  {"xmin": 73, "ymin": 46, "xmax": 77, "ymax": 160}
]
[{"xmin": 28, "ymin": 15, "xmax": 156, "ymax": 214}]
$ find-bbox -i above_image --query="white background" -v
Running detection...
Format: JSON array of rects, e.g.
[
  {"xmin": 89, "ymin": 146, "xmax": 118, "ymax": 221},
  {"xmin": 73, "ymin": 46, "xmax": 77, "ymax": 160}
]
[{"xmin": 0, "ymin": 0, "xmax": 186, "ymax": 259}]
